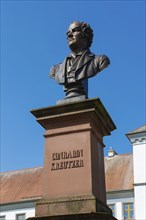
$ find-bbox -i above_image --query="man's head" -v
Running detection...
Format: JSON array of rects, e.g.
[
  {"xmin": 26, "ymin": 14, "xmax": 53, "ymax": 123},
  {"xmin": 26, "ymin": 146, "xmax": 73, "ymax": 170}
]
[{"xmin": 66, "ymin": 21, "xmax": 93, "ymax": 53}]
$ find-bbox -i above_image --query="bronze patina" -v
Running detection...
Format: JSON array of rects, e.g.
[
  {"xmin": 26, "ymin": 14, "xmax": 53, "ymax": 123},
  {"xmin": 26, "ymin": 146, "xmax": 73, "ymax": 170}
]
[{"xmin": 49, "ymin": 21, "xmax": 110, "ymax": 99}]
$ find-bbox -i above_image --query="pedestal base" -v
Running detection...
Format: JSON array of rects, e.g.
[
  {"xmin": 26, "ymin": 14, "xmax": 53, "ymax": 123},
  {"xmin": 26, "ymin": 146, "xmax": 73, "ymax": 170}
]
[
  {"xmin": 28, "ymin": 212, "xmax": 117, "ymax": 220},
  {"xmin": 35, "ymin": 195, "xmax": 111, "ymax": 217}
]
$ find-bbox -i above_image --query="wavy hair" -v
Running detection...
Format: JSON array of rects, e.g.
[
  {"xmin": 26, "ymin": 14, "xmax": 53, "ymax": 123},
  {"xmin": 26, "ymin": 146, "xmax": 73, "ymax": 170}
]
[{"xmin": 70, "ymin": 21, "xmax": 94, "ymax": 48}]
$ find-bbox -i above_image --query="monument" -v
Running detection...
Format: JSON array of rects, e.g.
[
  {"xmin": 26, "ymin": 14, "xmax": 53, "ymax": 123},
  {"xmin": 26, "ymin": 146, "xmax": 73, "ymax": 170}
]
[
  {"xmin": 49, "ymin": 21, "xmax": 110, "ymax": 101},
  {"xmin": 28, "ymin": 21, "xmax": 117, "ymax": 220}
]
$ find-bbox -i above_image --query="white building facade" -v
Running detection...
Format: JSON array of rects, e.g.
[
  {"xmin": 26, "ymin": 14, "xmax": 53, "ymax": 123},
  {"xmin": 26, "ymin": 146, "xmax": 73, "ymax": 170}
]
[
  {"xmin": 126, "ymin": 125, "xmax": 146, "ymax": 220},
  {"xmin": 0, "ymin": 202, "xmax": 35, "ymax": 220}
]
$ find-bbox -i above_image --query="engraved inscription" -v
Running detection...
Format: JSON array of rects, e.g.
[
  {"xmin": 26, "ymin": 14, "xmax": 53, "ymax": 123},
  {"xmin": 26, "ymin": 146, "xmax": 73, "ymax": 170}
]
[{"xmin": 51, "ymin": 149, "xmax": 84, "ymax": 171}]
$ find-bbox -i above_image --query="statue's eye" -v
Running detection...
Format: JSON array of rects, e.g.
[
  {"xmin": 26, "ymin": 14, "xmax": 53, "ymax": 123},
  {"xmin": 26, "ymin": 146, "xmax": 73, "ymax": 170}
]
[
  {"xmin": 66, "ymin": 27, "xmax": 81, "ymax": 36},
  {"xmin": 72, "ymin": 27, "xmax": 81, "ymax": 32}
]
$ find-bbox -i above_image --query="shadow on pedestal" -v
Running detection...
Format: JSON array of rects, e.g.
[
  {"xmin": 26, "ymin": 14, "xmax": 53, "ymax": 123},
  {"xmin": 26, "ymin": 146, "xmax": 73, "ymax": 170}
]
[{"xmin": 28, "ymin": 212, "xmax": 117, "ymax": 220}]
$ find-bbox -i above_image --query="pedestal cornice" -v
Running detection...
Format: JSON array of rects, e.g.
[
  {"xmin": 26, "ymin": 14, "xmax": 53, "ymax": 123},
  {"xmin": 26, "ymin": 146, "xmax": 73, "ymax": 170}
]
[{"xmin": 30, "ymin": 98, "xmax": 116, "ymax": 137}]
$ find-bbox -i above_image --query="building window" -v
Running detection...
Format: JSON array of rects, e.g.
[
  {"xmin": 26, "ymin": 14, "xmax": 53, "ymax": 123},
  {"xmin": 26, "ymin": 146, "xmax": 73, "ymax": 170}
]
[
  {"xmin": 0, "ymin": 216, "xmax": 6, "ymax": 220},
  {"xmin": 108, "ymin": 204, "xmax": 115, "ymax": 216},
  {"xmin": 16, "ymin": 214, "xmax": 25, "ymax": 220},
  {"xmin": 123, "ymin": 203, "xmax": 134, "ymax": 220}
]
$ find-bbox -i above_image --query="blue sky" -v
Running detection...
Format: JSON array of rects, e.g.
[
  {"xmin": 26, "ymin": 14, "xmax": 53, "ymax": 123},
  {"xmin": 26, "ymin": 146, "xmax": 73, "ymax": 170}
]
[{"xmin": 1, "ymin": 1, "xmax": 145, "ymax": 172}]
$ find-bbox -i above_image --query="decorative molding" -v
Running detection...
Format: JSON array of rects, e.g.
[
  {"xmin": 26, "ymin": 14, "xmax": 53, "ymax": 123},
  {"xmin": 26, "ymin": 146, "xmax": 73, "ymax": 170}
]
[
  {"xmin": 131, "ymin": 137, "xmax": 146, "ymax": 144},
  {"xmin": 134, "ymin": 182, "xmax": 146, "ymax": 186},
  {"xmin": 37, "ymin": 195, "xmax": 100, "ymax": 204}
]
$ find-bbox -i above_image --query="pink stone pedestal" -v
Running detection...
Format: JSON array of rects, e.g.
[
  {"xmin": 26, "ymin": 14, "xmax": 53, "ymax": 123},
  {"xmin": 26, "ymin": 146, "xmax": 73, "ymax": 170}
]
[{"xmin": 28, "ymin": 98, "xmax": 117, "ymax": 220}]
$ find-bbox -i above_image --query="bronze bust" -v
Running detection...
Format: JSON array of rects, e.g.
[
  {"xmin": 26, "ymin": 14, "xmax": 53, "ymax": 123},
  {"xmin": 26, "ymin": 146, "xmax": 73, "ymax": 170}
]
[{"xmin": 49, "ymin": 21, "xmax": 110, "ymax": 99}]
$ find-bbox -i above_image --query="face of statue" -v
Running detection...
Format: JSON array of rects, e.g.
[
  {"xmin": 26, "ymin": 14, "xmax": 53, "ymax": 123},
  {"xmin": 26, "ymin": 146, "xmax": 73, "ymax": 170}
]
[{"xmin": 66, "ymin": 22, "xmax": 87, "ymax": 53}]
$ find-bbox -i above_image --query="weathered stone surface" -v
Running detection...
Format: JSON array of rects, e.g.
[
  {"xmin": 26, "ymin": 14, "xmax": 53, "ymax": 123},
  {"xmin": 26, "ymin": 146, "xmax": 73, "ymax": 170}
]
[
  {"xmin": 35, "ymin": 195, "xmax": 111, "ymax": 217},
  {"xmin": 28, "ymin": 212, "xmax": 117, "ymax": 220}
]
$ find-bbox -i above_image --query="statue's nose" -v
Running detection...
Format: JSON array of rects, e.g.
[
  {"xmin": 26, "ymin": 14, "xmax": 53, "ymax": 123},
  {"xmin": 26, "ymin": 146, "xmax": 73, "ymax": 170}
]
[{"xmin": 67, "ymin": 30, "xmax": 73, "ymax": 38}]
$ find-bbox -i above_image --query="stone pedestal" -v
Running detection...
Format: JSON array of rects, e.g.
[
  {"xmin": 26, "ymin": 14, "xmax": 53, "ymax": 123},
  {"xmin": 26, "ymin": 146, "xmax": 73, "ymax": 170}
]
[
  {"xmin": 28, "ymin": 212, "xmax": 117, "ymax": 220},
  {"xmin": 29, "ymin": 98, "xmax": 116, "ymax": 220}
]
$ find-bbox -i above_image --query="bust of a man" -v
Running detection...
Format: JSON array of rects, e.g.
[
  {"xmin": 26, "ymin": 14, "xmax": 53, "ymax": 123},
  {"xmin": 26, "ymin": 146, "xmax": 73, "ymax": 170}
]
[{"xmin": 49, "ymin": 21, "xmax": 110, "ymax": 99}]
